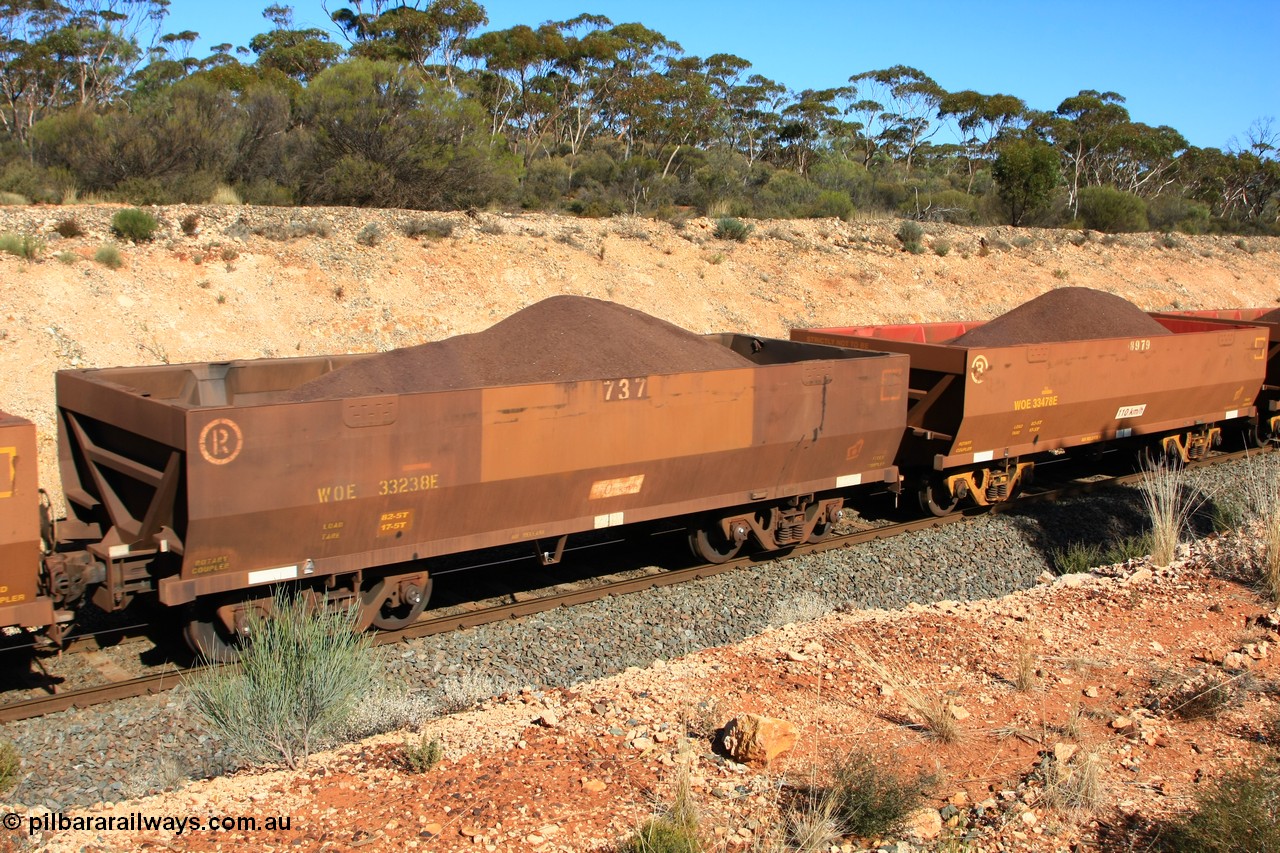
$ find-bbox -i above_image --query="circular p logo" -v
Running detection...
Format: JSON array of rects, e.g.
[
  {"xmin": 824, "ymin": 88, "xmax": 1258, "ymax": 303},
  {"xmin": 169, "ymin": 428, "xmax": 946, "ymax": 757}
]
[{"xmin": 199, "ymin": 418, "xmax": 243, "ymax": 465}]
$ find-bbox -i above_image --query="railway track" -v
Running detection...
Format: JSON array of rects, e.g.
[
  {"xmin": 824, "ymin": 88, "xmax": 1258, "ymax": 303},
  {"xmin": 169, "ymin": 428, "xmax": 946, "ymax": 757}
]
[{"xmin": 0, "ymin": 445, "xmax": 1262, "ymax": 723}]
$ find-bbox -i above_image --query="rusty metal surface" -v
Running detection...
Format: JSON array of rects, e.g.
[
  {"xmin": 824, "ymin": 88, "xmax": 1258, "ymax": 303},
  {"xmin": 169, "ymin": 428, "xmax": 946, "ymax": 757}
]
[
  {"xmin": 1154, "ymin": 309, "xmax": 1279, "ymax": 384},
  {"xmin": 793, "ymin": 319, "xmax": 1267, "ymax": 470},
  {"xmin": 54, "ymin": 336, "xmax": 908, "ymax": 608},
  {"xmin": 4, "ymin": 443, "xmax": 1263, "ymax": 723},
  {"xmin": 0, "ymin": 413, "xmax": 53, "ymax": 627}
]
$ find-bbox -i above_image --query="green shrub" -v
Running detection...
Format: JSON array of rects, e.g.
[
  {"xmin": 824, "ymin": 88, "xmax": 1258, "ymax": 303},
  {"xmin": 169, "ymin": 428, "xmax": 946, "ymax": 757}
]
[
  {"xmin": 402, "ymin": 217, "xmax": 454, "ymax": 240},
  {"xmin": 825, "ymin": 748, "xmax": 932, "ymax": 838},
  {"xmin": 1105, "ymin": 533, "xmax": 1152, "ymax": 563},
  {"xmin": 403, "ymin": 735, "xmax": 443, "ymax": 773},
  {"xmin": 226, "ymin": 177, "xmax": 287, "ymax": 205},
  {"xmin": 180, "ymin": 214, "xmax": 200, "ymax": 236},
  {"xmin": 932, "ymin": 239, "xmax": 951, "ymax": 257},
  {"xmin": 618, "ymin": 820, "xmax": 700, "ymax": 853},
  {"xmin": 0, "ymin": 741, "xmax": 20, "ymax": 793},
  {"xmin": 183, "ymin": 588, "xmax": 377, "ymax": 769},
  {"xmin": 0, "ymin": 232, "xmax": 43, "ymax": 260},
  {"xmin": 94, "ymin": 244, "xmax": 123, "ymax": 269},
  {"xmin": 1154, "ymin": 763, "xmax": 1280, "ymax": 852},
  {"xmin": 1054, "ymin": 534, "xmax": 1152, "ymax": 574},
  {"xmin": 618, "ymin": 770, "xmax": 700, "ymax": 852},
  {"xmin": 110, "ymin": 208, "xmax": 159, "ymax": 242},
  {"xmin": 895, "ymin": 220, "xmax": 924, "ymax": 253},
  {"xmin": 356, "ymin": 223, "xmax": 383, "ymax": 246},
  {"xmin": 899, "ymin": 188, "xmax": 978, "ymax": 224},
  {"xmin": 209, "ymin": 184, "xmax": 241, "ymax": 204},
  {"xmin": 0, "ymin": 191, "xmax": 28, "ymax": 205},
  {"xmin": 804, "ymin": 189, "xmax": 854, "ymax": 219},
  {"xmin": 1147, "ymin": 195, "xmax": 1210, "ymax": 234},
  {"xmin": 1078, "ymin": 186, "xmax": 1149, "ymax": 233},
  {"xmin": 54, "ymin": 218, "xmax": 84, "ymax": 238},
  {"xmin": 713, "ymin": 216, "xmax": 752, "ymax": 241},
  {"xmin": 1053, "ymin": 541, "xmax": 1104, "ymax": 574},
  {"xmin": 56, "ymin": 251, "xmax": 78, "ymax": 264}
]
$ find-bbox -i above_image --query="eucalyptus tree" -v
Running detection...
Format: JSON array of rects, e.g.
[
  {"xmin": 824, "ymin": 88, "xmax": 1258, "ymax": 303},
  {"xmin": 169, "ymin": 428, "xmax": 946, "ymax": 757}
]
[
  {"xmin": 249, "ymin": 3, "xmax": 342, "ymax": 83},
  {"xmin": 938, "ymin": 89, "xmax": 1026, "ymax": 190},
  {"xmin": 327, "ymin": 0, "xmax": 487, "ymax": 90},
  {"xmin": 777, "ymin": 87, "xmax": 841, "ymax": 175},
  {"xmin": 1047, "ymin": 89, "xmax": 1130, "ymax": 216},
  {"xmin": 298, "ymin": 57, "xmax": 513, "ymax": 209},
  {"xmin": 848, "ymin": 65, "xmax": 944, "ymax": 172},
  {"xmin": 0, "ymin": 0, "xmax": 169, "ymax": 147},
  {"xmin": 991, "ymin": 135, "xmax": 1060, "ymax": 225}
]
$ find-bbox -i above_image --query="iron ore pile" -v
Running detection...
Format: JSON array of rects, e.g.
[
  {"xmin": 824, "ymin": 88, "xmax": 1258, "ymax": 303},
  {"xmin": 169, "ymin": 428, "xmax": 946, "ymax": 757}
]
[
  {"xmin": 285, "ymin": 295, "xmax": 751, "ymax": 400},
  {"xmin": 953, "ymin": 287, "xmax": 1172, "ymax": 346}
]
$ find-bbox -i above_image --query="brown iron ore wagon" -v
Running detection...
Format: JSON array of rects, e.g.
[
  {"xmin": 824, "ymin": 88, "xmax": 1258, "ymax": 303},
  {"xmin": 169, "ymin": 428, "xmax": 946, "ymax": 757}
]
[
  {"xmin": 0, "ymin": 412, "xmax": 53, "ymax": 633},
  {"xmin": 45, "ymin": 315, "xmax": 907, "ymax": 656},
  {"xmin": 793, "ymin": 302, "xmax": 1267, "ymax": 515},
  {"xmin": 1151, "ymin": 307, "xmax": 1280, "ymax": 446}
]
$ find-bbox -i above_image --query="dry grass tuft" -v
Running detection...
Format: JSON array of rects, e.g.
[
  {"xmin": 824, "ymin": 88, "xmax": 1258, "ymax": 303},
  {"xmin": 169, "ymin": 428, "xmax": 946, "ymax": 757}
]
[
  {"xmin": 1041, "ymin": 749, "xmax": 1103, "ymax": 811},
  {"xmin": 1013, "ymin": 635, "xmax": 1041, "ymax": 693},
  {"xmin": 843, "ymin": 638, "xmax": 963, "ymax": 743},
  {"xmin": 1139, "ymin": 454, "xmax": 1208, "ymax": 566}
]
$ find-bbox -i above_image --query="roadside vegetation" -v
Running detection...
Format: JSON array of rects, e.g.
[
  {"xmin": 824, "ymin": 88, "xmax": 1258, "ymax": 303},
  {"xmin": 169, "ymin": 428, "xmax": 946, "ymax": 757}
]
[
  {"xmin": 0, "ymin": 3, "xmax": 1275, "ymax": 233},
  {"xmin": 183, "ymin": 588, "xmax": 377, "ymax": 769}
]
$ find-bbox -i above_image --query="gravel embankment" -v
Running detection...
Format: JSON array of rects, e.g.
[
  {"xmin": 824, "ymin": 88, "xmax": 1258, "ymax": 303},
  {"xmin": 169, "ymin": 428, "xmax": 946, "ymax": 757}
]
[{"xmin": 0, "ymin": 459, "xmax": 1261, "ymax": 810}]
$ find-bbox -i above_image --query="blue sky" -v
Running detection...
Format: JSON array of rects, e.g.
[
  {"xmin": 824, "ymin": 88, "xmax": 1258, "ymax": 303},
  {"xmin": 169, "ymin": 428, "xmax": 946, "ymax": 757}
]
[{"xmin": 177, "ymin": 0, "xmax": 1279, "ymax": 151}]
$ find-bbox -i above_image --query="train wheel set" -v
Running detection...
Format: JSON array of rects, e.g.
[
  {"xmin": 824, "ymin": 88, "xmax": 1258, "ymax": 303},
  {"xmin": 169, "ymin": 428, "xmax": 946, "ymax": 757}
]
[{"xmin": 0, "ymin": 290, "xmax": 1276, "ymax": 658}]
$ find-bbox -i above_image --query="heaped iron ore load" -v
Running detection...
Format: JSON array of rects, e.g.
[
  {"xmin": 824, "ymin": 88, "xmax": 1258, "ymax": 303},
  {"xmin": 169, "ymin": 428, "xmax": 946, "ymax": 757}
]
[
  {"xmin": 49, "ymin": 296, "xmax": 906, "ymax": 655},
  {"xmin": 793, "ymin": 288, "xmax": 1267, "ymax": 515},
  {"xmin": 0, "ymin": 411, "xmax": 52, "ymax": 630}
]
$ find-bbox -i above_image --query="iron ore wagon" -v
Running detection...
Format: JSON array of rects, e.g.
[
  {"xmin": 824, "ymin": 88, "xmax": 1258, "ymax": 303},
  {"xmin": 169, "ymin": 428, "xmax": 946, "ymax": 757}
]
[
  {"xmin": 793, "ymin": 289, "xmax": 1267, "ymax": 515},
  {"xmin": 34, "ymin": 297, "xmax": 907, "ymax": 656}
]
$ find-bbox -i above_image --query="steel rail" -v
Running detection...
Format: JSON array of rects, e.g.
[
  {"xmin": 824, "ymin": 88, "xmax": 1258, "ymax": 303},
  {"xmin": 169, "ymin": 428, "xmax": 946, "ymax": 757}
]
[{"xmin": 0, "ymin": 445, "xmax": 1263, "ymax": 723}]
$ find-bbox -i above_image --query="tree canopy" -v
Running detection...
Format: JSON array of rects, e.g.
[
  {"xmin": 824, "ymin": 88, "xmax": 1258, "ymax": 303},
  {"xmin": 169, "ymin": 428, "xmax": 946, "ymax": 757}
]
[{"xmin": 0, "ymin": 0, "xmax": 1274, "ymax": 233}]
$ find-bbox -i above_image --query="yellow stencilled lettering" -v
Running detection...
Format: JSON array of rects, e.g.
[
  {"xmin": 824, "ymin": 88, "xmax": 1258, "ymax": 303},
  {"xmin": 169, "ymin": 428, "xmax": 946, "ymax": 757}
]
[
  {"xmin": 1013, "ymin": 395, "xmax": 1058, "ymax": 411},
  {"xmin": 317, "ymin": 483, "xmax": 357, "ymax": 502},
  {"xmin": 512, "ymin": 528, "xmax": 548, "ymax": 541},
  {"xmin": 191, "ymin": 555, "xmax": 230, "ymax": 575},
  {"xmin": 1030, "ymin": 419, "xmax": 1044, "ymax": 434},
  {"xmin": 0, "ymin": 592, "xmax": 26, "ymax": 605},
  {"xmin": 378, "ymin": 473, "xmax": 440, "ymax": 496},
  {"xmin": 954, "ymin": 440, "xmax": 973, "ymax": 454},
  {"xmin": 1128, "ymin": 339, "xmax": 1151, "ymax": 352},
  {"xmin": 321, "ymin": 520, "xmax": 344, "ymax": 542},
  {"xmin": 377, "ymin": 509, "xmax": 414, "ymax": 537},
  {"xmin": 1079, "ymin": 434, "xmax": 1101, "ymax": 443}
]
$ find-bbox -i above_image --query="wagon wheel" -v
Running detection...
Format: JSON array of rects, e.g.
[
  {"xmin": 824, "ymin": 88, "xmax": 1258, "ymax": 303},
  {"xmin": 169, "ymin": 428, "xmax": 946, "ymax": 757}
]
[
  {"xmin": 917, "ymin": 478, "xmax": 959, "ymax": 517},
  {"xmin": 806, "ymin": 518, "xmax": 832, "ymax": 544},
  {"xmin": 1244, "ymin": 417, "xmax": 1272, "ymax": 449},
  {"xmin": 361, "ymin": 575, "xmax": 432, "ymax": 631},
  {"xmin": 688, "ymin": 521, "xmax": 744, "ymax": 564},
  {"xmin": 182, "ymin": 602, "xmax": 241, "ymax": 663}
]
